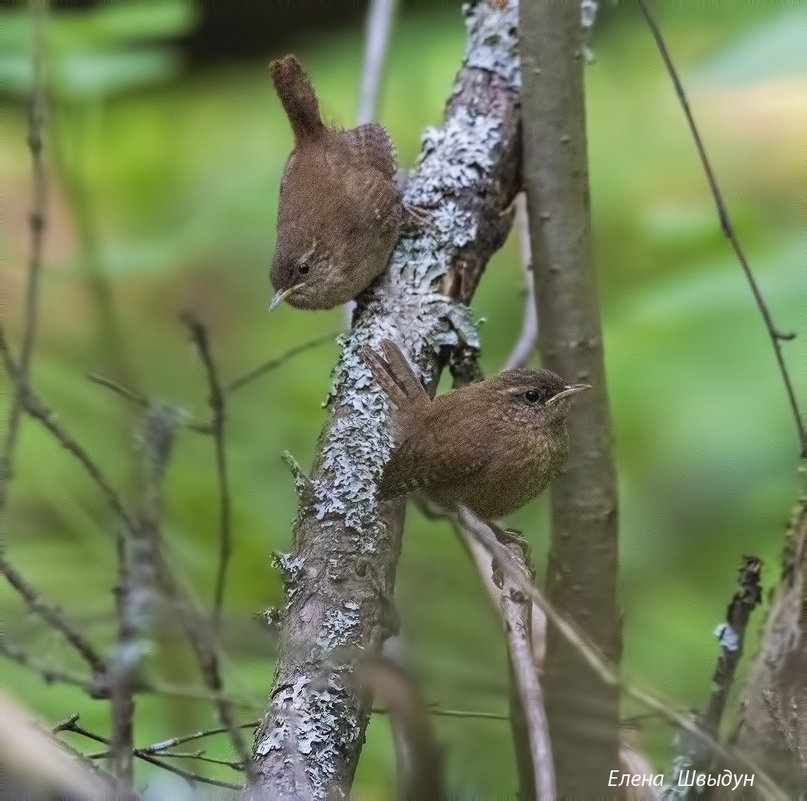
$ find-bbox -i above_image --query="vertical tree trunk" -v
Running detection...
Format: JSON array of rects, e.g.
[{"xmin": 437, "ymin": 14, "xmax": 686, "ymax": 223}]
[{"xmin": 519, "ymin": 2, "xmax": 621, "ymax": 796}]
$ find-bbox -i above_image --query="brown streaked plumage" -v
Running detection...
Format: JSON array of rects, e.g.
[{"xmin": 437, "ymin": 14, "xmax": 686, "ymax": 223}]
[
  {"xmin": 360, "ymin": 340, "xmax": 590, "ymax": 520},
  {"xmin": 269, "ymin": 55, "xmax": 403, "ymax": 311}
]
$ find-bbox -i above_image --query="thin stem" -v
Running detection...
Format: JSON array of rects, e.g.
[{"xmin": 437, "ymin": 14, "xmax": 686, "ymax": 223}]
[
  {"xmin": 56, "ymin": 718, "xmax": 242, "ymax": 791},
  {"xmin": 637, "ymin": 0, "xmax": 806, "ymax": 458},
  {"xmin": 0, "ymin": 0, "xmax": 48, "ymax": 533},
  {"xmin": 180, "ymin": 313, "xmax": 230, "ymax": 630},
  {"xmin": 498, "ymin": 541, "xmax": 555, "ymax": 800},
  {"xmin": 226, "ymin": 334, "xmax": 336, "ymax": 393},
  {"xmin": 0, "ymin": 640, "xmax": 97, "ymax": 692},
  {"xmin": 504, "ymin": 194, "xmax": 538, "ymax": 370},
  {"xmin": 0, "ymin": 558, "xmax": 106, "ymax": 675},
  {"xmin": 0, "ymin": 329, "xmax": 136, "ymax": 533},
  {"xmin": 87, "ymin": 373, "xmax": 211, "ymax": 433}
]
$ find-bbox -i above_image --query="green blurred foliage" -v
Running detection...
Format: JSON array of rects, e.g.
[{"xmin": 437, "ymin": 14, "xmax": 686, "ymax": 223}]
[{"xmin": 1, "ymin": 2, "xmax": 805, "ymax": 798}]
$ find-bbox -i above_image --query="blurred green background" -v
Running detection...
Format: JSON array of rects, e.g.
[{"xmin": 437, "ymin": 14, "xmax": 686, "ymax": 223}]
[{"xmin": 1, "ymin": 1, "xmax": 805, "ymax": 797}]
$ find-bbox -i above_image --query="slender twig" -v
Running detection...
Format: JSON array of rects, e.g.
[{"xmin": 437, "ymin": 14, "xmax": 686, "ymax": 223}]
[
  {"xmin": 0, "ymin": 558, "xmax": 107, "ymax": 675},
  {"xmin": 637, "ymin": 0, "xmax": 806, "ymax": 458},
  {"xmin": 135, "ymin": 752, "xmax": 242, "ymax": 791},
  {"xmin": 0, "ymin": 329, "xmax": 136, "ymax": 533},
  {"xmin": 501, "ymin": 545, "xmax": 555, "ymax": 801},
  {"xmin": 0, "ymin": 640, "xmax": 97, "ymax": 692},
  {"xmin": 133, "ymin": 704, "xmax": 508, "ymax": 759},
  {"xmin": 150, "ymin": 547, "xmax": 254, "ymax": 777},
  {"xmin": 504, "ymin": 194, "xmax": 538, "ymax": 370},
  {"xmin": 56, "ymin": 717, "xmax": 242, "ymax": 791},
  {"xmin": 180, "ymin": 313, "xmax": 231, "ymax": 630},
  {"xmin": 498, "ymin": 540, "xmax": 555, "ymax": 801},
  {"xmin": 152, "ymin": 751, "xmax": 243, "ymax": 770},
  {"xmin": 457, "ymin": 507, "xmax": 786, "ymax": 799},
  {"xmin": 1, "ymin": 637, "xmax": 256, "ymax": 709},
  {"xmin": 0, "ymin": 0, "xmax": 48, "ymax": 529},
  {"xmin": 109, "ymin": 530, "xmax": 135, "ymax": 788},
  {"xmin": 87, "ymin": 373, "xmax": 212, "ymax": 434},
  {"xmin": 226, "ymin": 333, "xmax": 336, "ymax": 393},
  {"xmin": 356, "ymin": 0, "xmax": 398, "ymax": 125}
]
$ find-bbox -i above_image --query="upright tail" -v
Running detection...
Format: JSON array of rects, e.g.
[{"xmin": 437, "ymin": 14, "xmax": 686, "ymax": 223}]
[
  {"xmin": 359, "ymin": 339, "xmax": 430, "ymax": 415},
  {"xmin": 270, "ymin": 55, "xmax": 323, "ymax": 142}
]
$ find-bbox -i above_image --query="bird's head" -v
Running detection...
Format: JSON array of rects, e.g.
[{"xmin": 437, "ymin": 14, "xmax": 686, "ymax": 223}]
[{"xmin": 487, "ymin": 368, "xmax": 591, "ymax": 426}]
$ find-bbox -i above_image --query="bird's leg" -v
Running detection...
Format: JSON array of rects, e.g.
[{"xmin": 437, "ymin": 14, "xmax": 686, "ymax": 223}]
[{"xmin": 492, "ymin": 523, "xmax": 532, "ymax": 560}]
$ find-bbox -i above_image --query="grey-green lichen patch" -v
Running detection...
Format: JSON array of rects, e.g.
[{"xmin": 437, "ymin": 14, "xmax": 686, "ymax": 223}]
[
  {"xmin": 314, "ymin": 601, "xmax": 362, "ymax": 652},
  {"xmin": 462, "ymin": 0, "xmax": 520, "ymax": 88},
  {"xmin": 271, "ymin": 551, "xmax": 305, "ymax": 606},
  {"xmin": 255, "ymin": 673, "xmax": 360, "ymax": 793}
]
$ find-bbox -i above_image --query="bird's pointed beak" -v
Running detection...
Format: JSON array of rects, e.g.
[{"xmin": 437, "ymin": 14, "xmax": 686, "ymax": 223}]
[
  {"xmin": 545, "ymin": 384, "xmax": 591, "ymax": 405},
  {"xmin": 269, "ymin": 284, "xmax": 303, "ymax": 312}
]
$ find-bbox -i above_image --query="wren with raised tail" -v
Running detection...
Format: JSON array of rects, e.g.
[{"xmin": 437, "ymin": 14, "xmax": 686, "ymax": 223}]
[
  {"xmin": 360, "ymin": 340, "xmax": 590, "ymax": 520},
  {"xmin": 268, "ymin": 55, "xmax": 403, "ymax": 310}
]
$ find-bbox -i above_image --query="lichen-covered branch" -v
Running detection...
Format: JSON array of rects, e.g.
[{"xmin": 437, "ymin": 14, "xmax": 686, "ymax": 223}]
[
  {"xmin": 248, "ymin": 3, "xmax": 521, "ymax": 798},
  {"xmin": 519, "ymin": 1, "xmax": 621, "ymax": 795}
]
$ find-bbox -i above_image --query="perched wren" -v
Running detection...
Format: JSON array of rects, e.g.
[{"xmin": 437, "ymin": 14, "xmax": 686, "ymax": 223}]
[
  {"xmin": 360, "ymin": 340, "xmax": 590, "ymax": 520},
  {"xmin": 268, "ymin": 55, "xmax": 403, "ymax": 310}
]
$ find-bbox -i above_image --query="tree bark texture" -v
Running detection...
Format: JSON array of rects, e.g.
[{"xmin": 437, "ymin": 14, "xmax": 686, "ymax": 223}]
[
  {"xmin": 731, "ymin": 493, "xmax": 807, "ymax": 798},
  {"xmin": 248, "ymin": 3, "xmax": 521, "ymax": 798},
  {"xmin": 519, "ymin": 1, "xmax": 621, "ymax": 796}
]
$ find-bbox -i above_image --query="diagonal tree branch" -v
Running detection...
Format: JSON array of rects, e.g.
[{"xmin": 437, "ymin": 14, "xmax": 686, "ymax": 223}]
[{"xmin": 248, "ymin": 3, "xmax": 522, "ymax": 798}]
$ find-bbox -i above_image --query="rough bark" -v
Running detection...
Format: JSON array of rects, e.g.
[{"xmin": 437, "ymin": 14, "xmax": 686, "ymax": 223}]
[
  {"xmin": 731, "ymin": 493, "xmax": 807, "ymax": 798},
  {"xmin": 519, "ymin": 1, "xmax": 621, "ymax": 796},
  {"xmin": 248, "ymin": 3, "xmax": 521, "ymax": 798}
]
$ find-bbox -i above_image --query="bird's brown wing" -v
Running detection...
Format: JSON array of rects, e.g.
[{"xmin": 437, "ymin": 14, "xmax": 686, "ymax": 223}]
[
  {"xmin": 378, "ymin": 420, "xmax": 490, "ymax": 502},
  {"xmin": 340, "ymin": 123, "xmax": 397, "ymax": 178}
]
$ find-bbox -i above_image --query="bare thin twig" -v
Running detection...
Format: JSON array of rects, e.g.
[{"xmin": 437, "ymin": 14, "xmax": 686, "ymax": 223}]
[
  {"xmin": 180, "ymin": 313, "xmax": 231, "ymax": 629},
  {"xmin": 226, "ymin": 333, "xmax": 336, "ymax": 393},
  {"xmin": 637, "ymin": 0, "xmax": 806, "ymax": 458},
  {"xmin": 150, "ymin": 549, "xmax": 254, "ymax": 778},
  {"xmin": 498, "ymin": 540, "xmax": 555, "ymax": 800},
  {"xmin": 56, "ymin": 717, "xmax": 242, "ymax": 791},
  {"xmin": 504, "ymin": 194, "xmax": 538, "ymax": 370},
  {"xmin": 0, "ymin": 330, "xmax": 136, "ymax": 533},
  {"xmin": 457, "ymin": 507, "xmax": 786, "ymax": 799},
  {"xmin": 0, "ymin": 0, "xmax": 48, "ymax": 528},
  {"xmin": 109, "ymin": 532, "xmax": 135, "ymax": 789},
  {"xmin": 0, "ymin": 558, "xmax": 106, "ymax": 675},
  {"xmin": 0, "ymin": 640, "xmax": 98, "ymax": 693},
  {"xmin": 87, "ymin": 373, "xmax": 211, "ymax": 433}
]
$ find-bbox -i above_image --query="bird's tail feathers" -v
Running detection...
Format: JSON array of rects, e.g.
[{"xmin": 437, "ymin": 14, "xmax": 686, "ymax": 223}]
[
  {"xmin": 359, "ymin": 339, "xmax": 429, "ymax": 414},
  {"xmin": 270, "ymin": 55, "xmax": 323, "ymax": 142}
]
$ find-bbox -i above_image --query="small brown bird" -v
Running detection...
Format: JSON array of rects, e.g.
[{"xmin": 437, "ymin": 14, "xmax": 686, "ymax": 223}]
[
  {"xmin": 268, "ymin": 55, "xmax": 403, "ymax": 310},
  {"xmin": 360, "ymin": 340, "xmax": 590, "ymax": 520}
]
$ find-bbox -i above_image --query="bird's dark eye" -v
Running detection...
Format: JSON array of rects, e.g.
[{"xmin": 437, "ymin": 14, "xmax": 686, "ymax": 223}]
[
  {"xmin": 525, "ymin": 389, "xmax": 541, "ymax": 404},
  {"xmin": 298, "ymin": 262, "xmax": 310, "ymax": 276}
]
